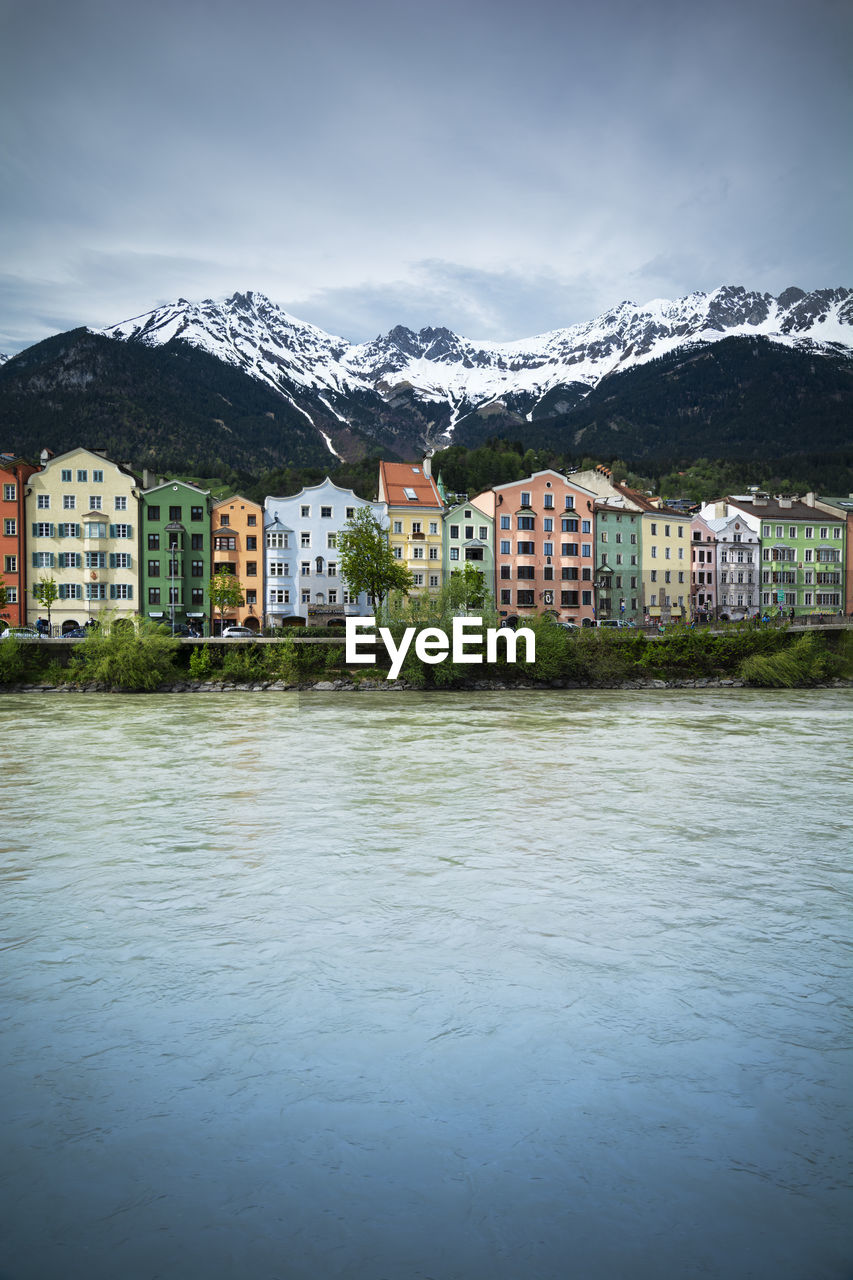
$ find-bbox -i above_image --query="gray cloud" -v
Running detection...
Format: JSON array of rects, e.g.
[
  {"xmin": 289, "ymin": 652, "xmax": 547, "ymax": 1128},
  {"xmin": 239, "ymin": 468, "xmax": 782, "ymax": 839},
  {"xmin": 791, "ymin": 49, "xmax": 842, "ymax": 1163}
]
[{"xmin": 1, "ymin": 0, "xmax": 850, "ymax": 352}]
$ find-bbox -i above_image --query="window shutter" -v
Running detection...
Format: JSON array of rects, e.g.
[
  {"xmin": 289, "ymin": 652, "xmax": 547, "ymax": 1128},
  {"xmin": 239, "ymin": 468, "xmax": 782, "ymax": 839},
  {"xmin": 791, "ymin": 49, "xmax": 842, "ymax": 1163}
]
[
  {"xmin": 127, "ymin": 586, "xmax": 133, "ymax": 600},
  {"xmin": 109, "ymin": 584, "xmax": 116, "ymax": 600},
  {"xmin": 109, "ymin": 524, "xmax": 116, "ymax": 538},
  {"xmin": 32, "ymin": 523, "xmax": 38, "ymax": 537},
  {"xmin": 126, "ymin": 524, "xmax": 133, "ymax": 537},
  {"xmin": 109, "ymin": 553, "xmax": 116, "ymax": 568},
  {"xmin": 32, "ymin": 552, "xmax": 38, "ymax": 567},
  {"xmin": 50, "ymin": 524, "xmax": 55, "ymax": 537},
  {"xmin": 126, "ymin": 555, "xmax": 132, "ymax": 567}
]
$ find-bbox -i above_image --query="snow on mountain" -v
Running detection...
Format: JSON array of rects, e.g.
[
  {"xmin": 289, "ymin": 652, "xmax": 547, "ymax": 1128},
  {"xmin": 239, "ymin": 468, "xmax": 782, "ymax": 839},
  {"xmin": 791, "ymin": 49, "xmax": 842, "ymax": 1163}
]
[{"xmin": 94, "ymin": 285, "xmax": 853, "ymax": 444}]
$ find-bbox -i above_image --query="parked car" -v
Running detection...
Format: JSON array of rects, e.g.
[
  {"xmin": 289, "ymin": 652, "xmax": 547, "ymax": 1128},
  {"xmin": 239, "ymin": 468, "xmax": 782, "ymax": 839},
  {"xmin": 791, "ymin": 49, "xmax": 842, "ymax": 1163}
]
[
  {"xmin": 1, "ymin": 626, "xmax": 41, "ymax": 640},
  {"xmin": 62, "ymin": 627, "xmax": 89, "ymax": 638},
  {"xmin": 221, "ymin": 625, "xmax": 256, "ymax": 638},
  {"xmin": 597, "ymin": 618, "xmax": 626, "ymax": 628},
  {"xmin": 557, "ymin": 621, "xmax": 580, "ymax": 630},
  {"xmin": 169, "ymin": 623, "xmax": 200, "ymax": 637}
]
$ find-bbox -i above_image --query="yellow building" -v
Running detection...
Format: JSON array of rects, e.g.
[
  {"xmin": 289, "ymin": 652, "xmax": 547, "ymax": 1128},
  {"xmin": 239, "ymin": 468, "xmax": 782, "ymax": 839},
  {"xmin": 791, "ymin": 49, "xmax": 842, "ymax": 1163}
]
[
  {"xmin": 377, "ymin": 459, "xmax": 444, "ymax": 596},
  {"xmin": 640, "ymin": 506, "xmax": 692, "ymax": 621},
  {"xmin": 25, "ymin": 447, "xmax": 142, "ymax": 632}
]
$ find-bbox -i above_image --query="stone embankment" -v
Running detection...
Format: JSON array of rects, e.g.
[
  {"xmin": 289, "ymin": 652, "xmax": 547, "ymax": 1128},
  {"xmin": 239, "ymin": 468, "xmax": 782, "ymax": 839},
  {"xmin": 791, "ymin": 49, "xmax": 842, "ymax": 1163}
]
[{"xmin": 7, "ymin": 676, "xmax": 852, "ymax": 694}]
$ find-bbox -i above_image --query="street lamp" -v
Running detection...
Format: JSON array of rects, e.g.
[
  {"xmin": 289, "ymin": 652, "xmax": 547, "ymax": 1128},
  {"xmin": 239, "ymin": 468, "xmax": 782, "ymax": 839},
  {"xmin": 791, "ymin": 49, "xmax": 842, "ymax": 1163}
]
[{"xmin": 165, "ymin": 520, "xmax": 186, "ymax": 633}]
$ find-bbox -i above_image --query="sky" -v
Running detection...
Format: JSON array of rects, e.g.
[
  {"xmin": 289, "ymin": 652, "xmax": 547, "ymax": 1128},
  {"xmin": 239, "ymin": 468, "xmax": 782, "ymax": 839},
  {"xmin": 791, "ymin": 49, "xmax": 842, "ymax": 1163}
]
[{"xmin": 1, "ymin": 0, "xmax": 850, "ymax": 353}]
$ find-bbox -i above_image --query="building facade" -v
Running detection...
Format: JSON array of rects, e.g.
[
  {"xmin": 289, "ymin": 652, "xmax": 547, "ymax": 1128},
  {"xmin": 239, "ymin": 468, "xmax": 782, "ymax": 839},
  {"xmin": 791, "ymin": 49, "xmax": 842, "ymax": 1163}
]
[
  {"xmin": 378, "ymin": 461, "xmax": 444, "ymax": 598},
  {"xmin": 484, "ymin": 470, "xmax": 598, "ymax": 625},
  {"xmin": 264, "ymin": 478, "xmax": 387, "ymax": 626},
  {"xmin": 1, "ymin": 453, "xmax": 39, "ymax": 627},
  {"xmin": 25, "ymin": 447, "xmax": 142, "ymax": 632},
  {"xmin": 594, "ymin": 502, "xmax": 644, "ymax": 623},
  {"xmin": 442, "ymin": 499, "xmax": 495, "ymax": 604},
  {"xmin": 141, "ymin": 480, "xmax": 213, "ymax": 631},
  {"xmin": 211, "ymin": 495, "xmax": 264, "ymax": 632},
  {"xmin": 689, "ymin": 515, "xmax": 718, "ymax": 620},
  {"xmin": 699, "ymin": 496, "xmax": 845, "ymax": 616}
]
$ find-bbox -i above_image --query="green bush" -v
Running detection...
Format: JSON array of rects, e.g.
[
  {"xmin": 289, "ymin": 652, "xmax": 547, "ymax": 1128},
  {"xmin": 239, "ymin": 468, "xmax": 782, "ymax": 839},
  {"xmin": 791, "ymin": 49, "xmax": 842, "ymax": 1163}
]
[
  {"xmin": 739, "ymin": 632, "xmax": 837, "ymax": 687},
  {"xmin": 67, "ymin": 621, "xmax": 179, "ymax": 690},
  {"xmin": 0, "ymin": 636, "xmax": 27, "ymax": 685},
  {"xmin": 188, "ymin": 645, "xmax": 217, "ymax": 679}
]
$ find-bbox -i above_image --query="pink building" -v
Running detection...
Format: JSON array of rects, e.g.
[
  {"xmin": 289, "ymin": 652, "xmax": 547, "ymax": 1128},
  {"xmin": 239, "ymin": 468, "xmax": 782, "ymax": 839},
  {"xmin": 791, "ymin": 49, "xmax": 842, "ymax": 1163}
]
[
  {"xmin": 690, "ymin": 515, "xmax": 718, "ymax": 620},
  {"xmin": 473, "ymin": 470, "xmax": 598, "ymax": 625}
]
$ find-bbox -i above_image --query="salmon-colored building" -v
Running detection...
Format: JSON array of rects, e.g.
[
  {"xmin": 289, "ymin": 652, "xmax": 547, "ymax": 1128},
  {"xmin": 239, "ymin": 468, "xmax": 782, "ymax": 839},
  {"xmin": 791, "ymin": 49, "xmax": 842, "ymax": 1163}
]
[
  {"xmin": 211, "ymin": 495, "xmax": 264, "ymax": 631},
  {"xmin": 1, "ymin": 453, "xmax": 39, "ymax": 627},
  {"xmin": 474, "ymin": 469, "xmax": 598, "ymax": 625}
]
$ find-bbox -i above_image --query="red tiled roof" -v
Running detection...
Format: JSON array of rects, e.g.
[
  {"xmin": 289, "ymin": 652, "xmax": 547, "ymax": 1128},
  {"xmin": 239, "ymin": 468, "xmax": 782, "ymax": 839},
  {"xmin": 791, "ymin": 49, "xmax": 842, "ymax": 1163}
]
[{"xmin": 378, "ymin": 461, "xmax": 443, "ymax": 508}]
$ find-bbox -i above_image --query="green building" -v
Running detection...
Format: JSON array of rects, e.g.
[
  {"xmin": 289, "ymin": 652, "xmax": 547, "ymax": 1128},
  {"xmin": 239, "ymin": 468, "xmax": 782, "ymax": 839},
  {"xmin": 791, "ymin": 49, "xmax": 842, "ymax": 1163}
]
[
  {"xmin": 594, "ymin": 500, "xmax": 644, "ymax": 623},
  {"xmin": 442, "ymin": 498, "xmax": 495, "ymax": 605},
  {"xmin": 141, "ymin": 480, "xmax": 213, "ymax": 632}
]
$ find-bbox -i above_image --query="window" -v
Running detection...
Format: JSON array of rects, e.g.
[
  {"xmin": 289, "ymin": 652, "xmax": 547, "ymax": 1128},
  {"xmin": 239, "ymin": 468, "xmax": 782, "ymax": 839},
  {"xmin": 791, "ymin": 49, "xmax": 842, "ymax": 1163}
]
[
  {"xmin": 4, "ymin": 554, "xmax": 17, "ymax": 573},
  {"xmin": 37, "ymin": 494, "xmax": 50, "ymax": 509},
  {"xmin": 449, "ymin": 524, "xmax": 460, "ymax": 539},
  {"xmin": 301, "ymin": 505, "xmax": 310, "ymax": 518},
  {"xmin": 428, "ymin": 522, "xmax": 439, "ymax": 536},
  {"xmin": 246, "ymin": 561, "xmax": 257, "ymax": 576},
  {"xmin": 57, "ymin": 584, "xmax": 79, "ymax": 600},
  {"xmin": 499, "ymin": 540, "xmax": 510, "ymax": 554},
  {"xmin": 517, "ymin": 516, "xmax": 535, "ymax": 531},
  {"xmin": 34, "ymin": 522, "xmax": 54, "ymax": 537},
  {"xmin": 500, "ymin": 565, "xmax": 511, "ymax": 580},
  {"xmin": 60, "ymin": 494, "xmax": 75, "ymax": 510},
  {"xmin": 543, "ymin": 542, "xmax": 554, "ymax": 557},
  {"xmin": 561, "ymin": 567, "xmax": 578, "ymax": 580},
  {"xmin": 582, "ymin": 545, "xmax": 591, "ymax": 557},
  {"xmin": 148, "ymin": 533, "xmax": 160, "ymax": 550},
  {"xmin": 411, "ymin": 521, "xmax": 422, "ymax": 534},
  {"xmin": 301, "ymin": 532, "xmax": 311, "ymax": 547},
  {"xmin": 88, "ymin": 495, "xmax": 102, "ymax": 511},
  {"xmin": 191, "ymin": 560, "xmax": 204, "ymax": 577},
  {"xmin": 85, "ymin": 551, "xmax": 106, "ymax": 568},
  {"xmin": 517, "ymin": 590, "xmax": 534, "ymax": 606},
  {"xmin": 561, "ymin": 590, "xmax": 579, "ymax": 607},
  {"xmin": 412, "ymin": 572, "xmax": 424, "ymax": 587},
  {"xmin": 650, "ymin": 546, "xmax": 657, "ymax": 558},
  {"xmin": 328, "ymin": 590, "xmax": 337, "ymax": 604},
  {"xmin": 429, "ymin": 574, "xmax": 439, "ymax": 588},
  {"xmin": 450, "ymin": 548, "xmax": 459, "ymax": 561},
  {"xmin": 520, "ymin": 492, "xmax": 531, "ymax": 507},
  {"xmin": 58, "ymin": 523, "xmax": 80, "ymax": 538},
  {"xmin": 191, "ymin": 534, "xmax": 204, "ymax": 551},
  {"xmin": 664, "ymin": 547, "xmax": 670, "ymax": 558},
  {"xmin": 404, "ymin": 488, "xmax": 418, "ymax": 501},
  {"xmin": 581, "ymin": 590, "xmax": 592, "ymax": 606},
  {"xmin": 328, "ymin": 562, "xmax": 337, "ymax": 577},
  {"xmin": 92, "ymin": 470, "xmax": 103, "ymax": 483},
  {"xmin": 562, "ymin": 518, "xmax": 578, "ymax": 533},
  {"xmin": 500, "ymin": 589, "xmax": 512, "ymax": 604},
  {"xmin": 500, "ymin": 515, "xmax": 510, "ymax": 529},
  {"xmin": 650, "ymin": 570, "xmax": 657, "ymax": 583},
  {"xmin": 564, "ymin": 496, "xmax": 574, "ymax": 510},
  {"xmin": 601, "ymin": 532, "xmax": 608, "ymax": 543},
  {"xmin": 267, "ymin": 532, "xmax": 287, "ymax": 548},
  {"xmin": 148, "ymin": 505, "xmax": 160, "ymax": 521},
  {"xmin": 169, "ymin": 587, "xmax": 180, "ymax": 605},
  {"xmin": 269, "ymin": 589, "xmax": 290, "ymax": 605},
  {"xmin": 214, "ymin": 535, "xmax": 236, "ymax": 550},
  {"xmin": 833, "ymin": 526, "xmax": 842, "ymax": 539},
  {"xmin": 60, "ymin": 470, "xmax": 72, "ymax": 483},
  {"xmin": 191, "ymin": 588, "xmax": 205, "ymax": 606},
  {"xmin": 269, "ymin": 561, "xmax": 288, "ymax": 576},
  {"xmin": 321, "ymin": 506, "xmax": 332, "ymax": 518},
  {"xmin": 478, "ymin": 526, "xmax": 488, "ymax": 541},
  {"xmin": 246, "ymin": 536, "xmax": 257, "ymax": 550},
  {"xmin": 582, "ymin": 568, "xmax": 592, "ymax": 581},
  {"xmin": 301, "ymin": 561, "xmax": 310, "ymax": 576},
  {"xmin": 543, "ymin": 494, "xmax": 553, "ymax": 509},
  {"xmin": 247, "ymin": 514, "xmax": 257, "ymax": 527},
  {"xmin": 112, "ymin": 524, "xmax": 131, "ymax": 539},
  {"xmin": 346, "ymin": 508, "xmax": 355, "ymax": 519},
  {"xmin": 169, "ymin": 506, "xmax": 182, "ymax": 521},
  {"xmin": 110, "ymin": 584, "xmax": 133, "ymax": 600},
  {"xmin": 412, "ymin": 546, "xmax": 425, "ymax": 559},
  {"xmin": 86, "ymin": 583, "xmax": 107, "ymax": 600},
  {"xmin": 148, "ymin": 559, "xmax": 160, "ymax": 577},
  {"xmin": 393, "ymin": 520, "xmax": 403, "ymax": 534},
  {"xmin": 428, "ymin": 546, "xmax": 439, "ymax": 560},
  {"xmin": 75, "ymin": 469, "xmax": 87, "ymax": 482},
  {"xmin": 33, "ymin": 551, "xmax": 54, "ymax": 568},
  {"xmin": 186, "ymin": 506, "xmax": 202, "ymax": 522},
  {"xmin": 109, "ymin": 495, "xmax": 127, "ymax": 513},
  {"xmin": 518, "ymin": 541, "xmax": 535, "ymax": 555},
  {"xmin": 393, "ymin": 546, "xmax": 403, "ymax": 559},
  {"xmin": 517, "ymin": 566, "xmax": 535, "ymax": 579}
]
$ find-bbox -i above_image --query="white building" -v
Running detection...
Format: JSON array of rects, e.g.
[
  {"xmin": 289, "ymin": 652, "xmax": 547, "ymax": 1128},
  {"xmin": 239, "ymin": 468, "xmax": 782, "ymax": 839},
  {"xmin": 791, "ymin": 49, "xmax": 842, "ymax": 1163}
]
[{"xmin": 264, "ymin": 478, "xmax": 387, "ymax": 626}]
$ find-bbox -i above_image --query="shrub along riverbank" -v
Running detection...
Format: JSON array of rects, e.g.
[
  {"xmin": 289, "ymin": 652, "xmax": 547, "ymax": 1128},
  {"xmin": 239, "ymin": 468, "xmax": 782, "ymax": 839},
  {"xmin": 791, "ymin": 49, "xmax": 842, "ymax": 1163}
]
[{"xmin": 1, "ymin": 620, "xmax": 851, "ymax": 693}]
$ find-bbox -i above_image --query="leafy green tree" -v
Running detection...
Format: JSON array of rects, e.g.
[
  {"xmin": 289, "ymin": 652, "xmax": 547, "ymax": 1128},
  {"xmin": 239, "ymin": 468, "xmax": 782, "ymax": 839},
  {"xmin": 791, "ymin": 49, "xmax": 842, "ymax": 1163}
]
[
  {"xmin": 444, "ymin": 563, "xmax": 487, "ymax": 614},
  {"xmin": 337, "ymin": 508, "xmax": 413, "ymax": 611},
  {"xmin": 34, "ymin": 577, "xmax": 58, "ymax": 634},
  {"xmin": 0, "ymin": 576, "xmax": 8, "ymax": 622},
  {"xmin": 209, "ymin": 570, "xmax": 244, "ymax": 636}
]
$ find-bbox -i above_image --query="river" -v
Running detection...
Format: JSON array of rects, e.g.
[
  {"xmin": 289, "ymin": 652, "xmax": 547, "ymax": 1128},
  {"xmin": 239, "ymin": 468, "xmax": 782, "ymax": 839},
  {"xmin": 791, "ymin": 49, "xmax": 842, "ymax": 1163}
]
[{"xmin": 1, "ymin": 689, "xmax": 851, "ymax": 1280}]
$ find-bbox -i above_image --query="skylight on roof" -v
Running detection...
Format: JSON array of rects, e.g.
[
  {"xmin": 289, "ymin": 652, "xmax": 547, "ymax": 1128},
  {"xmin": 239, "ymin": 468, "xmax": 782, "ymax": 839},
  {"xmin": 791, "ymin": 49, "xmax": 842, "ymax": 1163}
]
[{"xmin": 404, "ymin": 487, "xmax": 418, "ymax": 500}]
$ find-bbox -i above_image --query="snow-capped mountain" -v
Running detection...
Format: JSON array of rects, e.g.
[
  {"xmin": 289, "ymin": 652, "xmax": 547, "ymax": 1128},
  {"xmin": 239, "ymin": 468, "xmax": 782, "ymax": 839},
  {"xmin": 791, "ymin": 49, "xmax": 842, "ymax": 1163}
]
[{"xmin": 93, "ymin": 285, "xmax": 852, "ymax": 454}]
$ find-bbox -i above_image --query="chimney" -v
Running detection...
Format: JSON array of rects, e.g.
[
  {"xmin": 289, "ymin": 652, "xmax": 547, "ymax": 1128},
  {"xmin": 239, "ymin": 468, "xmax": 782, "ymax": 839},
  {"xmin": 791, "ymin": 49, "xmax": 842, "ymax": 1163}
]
[
  {"xmin": 423, "ymin": 456, "xmax": 432, "ymax": 478},
  {"xmin": 715, "ymin": 502, "xmax": 728, "ymax": 518}
]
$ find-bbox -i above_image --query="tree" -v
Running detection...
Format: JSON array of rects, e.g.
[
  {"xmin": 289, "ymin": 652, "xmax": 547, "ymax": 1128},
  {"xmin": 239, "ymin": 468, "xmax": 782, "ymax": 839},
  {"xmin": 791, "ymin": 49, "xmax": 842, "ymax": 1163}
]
[
  {"xmin": 444, "ymin": 562, "xmax": 487, "ymax": 614},
  {"xmin": 34, "ymin": 577, "xmax": 58, "ymax": 634},
  {"xmin": 0, "ymin": 577, "xmax": 8, "ymax": 622},
  {"xmin": 336, "ymin": 507, "xmax": 413, "ymax": 611},
  {"xmin": 209, "ymin": 570, "xmax": 244, "ymax": 635}
]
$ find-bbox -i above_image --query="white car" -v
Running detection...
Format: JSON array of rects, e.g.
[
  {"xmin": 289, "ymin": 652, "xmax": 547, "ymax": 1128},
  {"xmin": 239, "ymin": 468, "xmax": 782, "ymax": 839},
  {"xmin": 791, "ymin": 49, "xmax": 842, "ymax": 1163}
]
[
  {"xmin": 220, "ymin": 625, "xmax": 256, "ymax": 638},
  {"xmin": 1, "ymin": 626, "xmax": 42, "ymax": 640}
]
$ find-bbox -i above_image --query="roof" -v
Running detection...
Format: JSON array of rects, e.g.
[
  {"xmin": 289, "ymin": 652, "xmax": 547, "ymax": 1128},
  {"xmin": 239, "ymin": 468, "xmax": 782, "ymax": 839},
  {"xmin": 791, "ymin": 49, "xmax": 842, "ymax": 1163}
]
[
  {"xmin": 726, "ymin": 496, "xmax": 844, "ymax": 522},
  {"xmin": 378, "ymin": 461, "xmax": 443, "ymax": 509}
]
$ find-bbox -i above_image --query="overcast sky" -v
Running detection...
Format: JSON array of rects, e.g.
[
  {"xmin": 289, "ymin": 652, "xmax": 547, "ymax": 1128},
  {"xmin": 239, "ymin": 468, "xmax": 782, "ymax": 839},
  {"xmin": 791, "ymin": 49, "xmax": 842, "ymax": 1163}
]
[{"xmin": 1, "ymin": 0, "xmax": 850, "ymax": 353}]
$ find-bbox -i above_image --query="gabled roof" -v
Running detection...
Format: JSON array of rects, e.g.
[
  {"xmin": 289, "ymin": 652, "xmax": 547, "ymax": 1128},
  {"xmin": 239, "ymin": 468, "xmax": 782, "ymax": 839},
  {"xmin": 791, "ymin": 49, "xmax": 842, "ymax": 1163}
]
[
  {"xmin": 378, "ymin": 461, "xmax": 443, "ymax": 509},
  {"xmin": 726, "ymin": 496, "xmax": 844, "ymax": 522}
]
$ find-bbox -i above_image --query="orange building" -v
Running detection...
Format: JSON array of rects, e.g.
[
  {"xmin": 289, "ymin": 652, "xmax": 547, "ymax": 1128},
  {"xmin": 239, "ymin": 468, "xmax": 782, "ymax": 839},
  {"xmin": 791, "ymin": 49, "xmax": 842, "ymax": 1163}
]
[
  {"xmin": 211, "ymin": 495, "xmax": 264, "ymax": 632},
  {"xmin": 1, "ymin": 453, "xmax": 39, "ymax": 627}
]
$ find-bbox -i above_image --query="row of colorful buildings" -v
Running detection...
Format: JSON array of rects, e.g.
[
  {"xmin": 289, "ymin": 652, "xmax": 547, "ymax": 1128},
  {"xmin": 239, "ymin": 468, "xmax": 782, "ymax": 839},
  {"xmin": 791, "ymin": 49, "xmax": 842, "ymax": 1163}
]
[{"xmin": 2, "ymin": 448, "xmax": 851, "ymax": 634}]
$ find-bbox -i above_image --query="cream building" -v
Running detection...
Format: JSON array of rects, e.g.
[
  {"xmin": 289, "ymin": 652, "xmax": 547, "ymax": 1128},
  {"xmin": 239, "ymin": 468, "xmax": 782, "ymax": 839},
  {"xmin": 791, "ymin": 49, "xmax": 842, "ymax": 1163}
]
[{"xmin": 25, "ymin": 447, "xmax": 142, "ymax": 632}]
